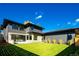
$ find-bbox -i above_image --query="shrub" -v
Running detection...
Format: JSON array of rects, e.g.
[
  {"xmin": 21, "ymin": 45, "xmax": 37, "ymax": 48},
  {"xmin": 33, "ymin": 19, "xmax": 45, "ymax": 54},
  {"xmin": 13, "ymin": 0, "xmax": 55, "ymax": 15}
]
[
  {"xmin": 67, "ymin": 39, "xmax": 73, "ymax": 45},
  {"xmin": 48, "ymin": 39, "xmax": 51, "ymax": 43},
  {"xmin": 46, "ymin": 39, "xmax": 50, "ymax": 43},
  {"xmin": 52, "ymin": 39, "xmax": 56, "ymax": 44},
  {"xmin": 59, "ymin": 39, "xmax": 63, "ymax": 44}
]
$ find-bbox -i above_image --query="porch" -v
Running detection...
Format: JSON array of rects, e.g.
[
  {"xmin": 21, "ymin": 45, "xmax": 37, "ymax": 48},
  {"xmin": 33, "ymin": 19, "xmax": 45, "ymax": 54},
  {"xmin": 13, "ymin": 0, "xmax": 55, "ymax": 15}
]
[{"xmin": 8, "ymin": 32, "xmax": 42, "ymax": 44}]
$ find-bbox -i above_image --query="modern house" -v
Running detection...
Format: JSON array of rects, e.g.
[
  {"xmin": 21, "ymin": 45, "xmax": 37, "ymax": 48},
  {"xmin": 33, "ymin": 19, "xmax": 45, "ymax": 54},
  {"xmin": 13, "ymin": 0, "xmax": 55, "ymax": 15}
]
[
  {"xmin": 1, "ymin": 19, "xmax": 44, "ymax": 44},
  {"xmin": 0, "ymin": 19, "xmax": 79, "ymax": 46}
]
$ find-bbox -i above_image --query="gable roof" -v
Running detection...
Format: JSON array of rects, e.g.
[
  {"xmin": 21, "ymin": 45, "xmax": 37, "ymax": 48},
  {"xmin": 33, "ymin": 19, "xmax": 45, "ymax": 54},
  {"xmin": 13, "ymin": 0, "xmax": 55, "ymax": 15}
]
[
  {"xmin": 2, "ymin": 19, "xmax": 44, "ymax": 30},
  {"xmin": 44, "ymin": 28, "xmax": 79, "ymax": 35}
]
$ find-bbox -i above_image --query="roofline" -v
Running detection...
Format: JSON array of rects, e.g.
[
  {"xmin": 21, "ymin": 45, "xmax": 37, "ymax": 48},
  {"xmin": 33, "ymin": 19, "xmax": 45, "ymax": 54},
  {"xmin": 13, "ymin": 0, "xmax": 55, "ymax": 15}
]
[
  {"xmin": 2, "ymin": 19, "xmax": 44, "ymax": 30},
  {"xmin": 28, "ymin": 31, "xmax": 43, "ymax": 35},
  {"xmin": 44, "ymin": 28, "xmax": 79, "ymax": 35}
]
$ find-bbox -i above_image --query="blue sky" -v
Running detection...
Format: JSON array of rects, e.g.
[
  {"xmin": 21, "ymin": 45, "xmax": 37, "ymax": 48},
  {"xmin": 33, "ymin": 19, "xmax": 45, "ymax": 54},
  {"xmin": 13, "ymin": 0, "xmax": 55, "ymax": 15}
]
[{"xmin": 0, "ymin": 3, "xmax": 79, "ymax": 32}]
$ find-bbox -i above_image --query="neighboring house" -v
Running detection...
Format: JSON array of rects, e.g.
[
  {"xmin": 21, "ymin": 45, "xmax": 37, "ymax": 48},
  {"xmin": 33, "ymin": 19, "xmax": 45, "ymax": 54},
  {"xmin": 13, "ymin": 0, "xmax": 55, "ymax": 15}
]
[{"xmin": 1, "ymin": 19, "xmax": 79, "ymax": 45}]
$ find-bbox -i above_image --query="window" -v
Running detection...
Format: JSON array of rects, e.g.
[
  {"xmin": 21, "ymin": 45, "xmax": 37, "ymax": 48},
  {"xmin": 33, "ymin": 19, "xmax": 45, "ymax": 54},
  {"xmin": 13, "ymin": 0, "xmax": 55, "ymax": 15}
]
[
  {"xmin": 19, "ymin": 27, "xmax": 24, "ymax": 31},
  {"xmin": 19, "ymin": 35, "xmax": 25, "ymax": 41},
  {"xmin": 67, "ymin": 34, "xmax": 72, "ymax": 41},
  {"xmin": 27, "ymin": 35, "xmax": 28, "ymax": 40},
  {"xmin": 11, "ymin": 34, "xmax": 25, "ymax": 42},
  {"xmin": 34, "ymin": 35, "xmax": 37, "ymax": 40},
  {"xmin": 11, "ymin": 34, "xmax": 16, "ymax": 40},
  {"xmin": 31, "ymin": 26, "xmax": 34, "ymax": 30},
  {"xmin": 12, "ymin": 24, "xmax": 18, "ymax": 30},
  {"xmin": 27, "ymin": 35, "xmax": 32, "ymax": 40},
  {"xmin": 19, "ymin": 25, "xmax": 24, "ymax": 31},
  {"xmin": 29, "ymin": 35, "xmax": 32, "ymax": 40}
]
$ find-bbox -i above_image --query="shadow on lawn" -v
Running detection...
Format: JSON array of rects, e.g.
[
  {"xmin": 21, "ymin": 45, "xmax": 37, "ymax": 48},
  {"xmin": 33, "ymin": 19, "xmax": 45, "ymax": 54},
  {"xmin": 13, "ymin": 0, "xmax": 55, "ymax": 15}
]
[
  {"xmin": 0, "ymin": 43, "xmax": 38, "ymax": 56},
  {"xmin": 56, "ymin": 43, "xmax": 79, "ymax": 56}
]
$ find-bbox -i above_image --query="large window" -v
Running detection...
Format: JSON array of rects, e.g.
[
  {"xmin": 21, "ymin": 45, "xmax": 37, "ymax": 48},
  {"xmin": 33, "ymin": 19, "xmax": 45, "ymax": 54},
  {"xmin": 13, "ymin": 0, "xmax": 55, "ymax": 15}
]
[
  {"xmin": 34, "ymin": 35, "xmax": 37, "ymax": 40},
  {"xmin": 19, "ymin": 25, "xmax": 24, "ymax": 31},
  {"xmin": 29, "ymin": 35, "xmax": 32, "ymax": 40},
  {"xmin": 19, "ymin": 35, "xmax": 25, "ymax": 41},
  {"xmin": 27, "ymin": 35, "xmax": 32, "ymax": 40},
  {"xmin": 11, "ymin": 34, "xmax": 25, "ymax": 42},
  {"xmin": 11, "ymin": 34, "xmax": 16, "ymax": 40},
  {"xmin": 12, "ymin": 24, "xmax": 18, "ymax": 30},
  {"xmin": 27, "ymin": 35, "xmax": 29, "ymax": 40},
  {"xmin": 19, "ymin": 27, "xmax": 24, "ymax": 31},
  {"xmin": 31, "ymin": 26, "xmax": 34, "ymax": 30}
]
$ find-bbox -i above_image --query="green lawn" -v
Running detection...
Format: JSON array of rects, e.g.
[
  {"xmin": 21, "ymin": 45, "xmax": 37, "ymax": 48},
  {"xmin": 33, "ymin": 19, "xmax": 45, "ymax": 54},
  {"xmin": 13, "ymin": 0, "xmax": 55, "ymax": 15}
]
[
  {"xmin": 15, "ymin": 42, "xmax": 68, "ymax": 56},
  {"xmin": 0, "ymin": 42, "xmax": 78, "ymax": 56}
]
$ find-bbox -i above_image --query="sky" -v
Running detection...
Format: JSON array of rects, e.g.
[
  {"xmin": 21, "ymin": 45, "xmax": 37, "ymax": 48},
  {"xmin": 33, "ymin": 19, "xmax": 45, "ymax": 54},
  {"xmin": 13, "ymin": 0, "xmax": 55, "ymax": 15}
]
[{"xmin": 0, "ymin": 3, "xmax": 79, "ymax": 32}]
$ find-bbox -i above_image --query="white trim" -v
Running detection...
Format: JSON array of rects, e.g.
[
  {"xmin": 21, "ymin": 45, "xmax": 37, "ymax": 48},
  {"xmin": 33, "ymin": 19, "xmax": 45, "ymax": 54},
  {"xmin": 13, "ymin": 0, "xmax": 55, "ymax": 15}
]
[
  {"xmin": 8, "ymin": 32, "xmax": 29, "ymax": 35},
  {"xmin": 7, "ymin": 32, "xmax": 43, "ymax": 44},
  {"xmin": 8, "ymin": 33, "xmax": 14, "ymax": 44},
  {"xmin": 32, "ymin": 34, "xmax": 34, "ymax": 40}
]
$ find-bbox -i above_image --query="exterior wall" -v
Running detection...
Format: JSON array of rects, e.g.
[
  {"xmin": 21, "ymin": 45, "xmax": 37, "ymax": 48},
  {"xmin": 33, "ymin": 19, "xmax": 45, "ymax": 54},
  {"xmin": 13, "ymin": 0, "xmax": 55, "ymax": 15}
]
[
  {"xmin": 25, "ymin": 27, "xmax": 42, "ymax": 33},
  {"xmin": 32, "ymin": 28, "xmax": 42, "ymax": 33},
  {"xmin": 6, "ymin": 24, "xmax": 42, "ymax": 43},
  {"xmin": 8, "ymin": 29, "xmax": 26, "ymax": 34},
  {"xmin": 8, "ymin": 33, "xmax": 14, "ymax": 44},
  {"xmin": 25, "ymin": 27, "xmax": 31, "ymax": 32},
  {"xmin": 37, "ymin": 36, "xmax": 42, "ymax": 42},
  {"xmin": 3, "ymin": 24, "xmax": 42, "ymax": 44},
  {"xmin": 8, "ymin": 32, "xmax": 28, "ymax": 44},
  {"xmin": 3, "ymin": 25, "xmax": 9, "ymax": 42},
  {"xmin": 7, "ymin": 24, "xmax": 26, "ymax": 34},
  {"xmin": 7, "ymin": 32, "xmax": 42, "ymax": 44},
  {"xmin": 44, "ymin": 33, "xmax": 75, "ymax": 43}
]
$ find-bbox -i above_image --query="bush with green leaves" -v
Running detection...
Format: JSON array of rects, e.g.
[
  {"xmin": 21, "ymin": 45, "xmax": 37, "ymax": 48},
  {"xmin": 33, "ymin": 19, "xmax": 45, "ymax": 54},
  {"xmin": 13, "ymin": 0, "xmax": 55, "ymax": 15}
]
[
  {"xmin": 59, "ymin": 39, "xmax": 63, "ymax": 44},
  {"xmin": 48, "ymin": 39, "xmax": 51, "ymax": 43},
  {"xmin": 67, "ymin": 39, "xmax": 73, "ymax": 45},
  {"xmin": 52, "ymin": 39, "xmax": 56, "ymax": 44},
  {"xmin": 46, "ymin": 39, "xmax": 49, "ymax": 43}
]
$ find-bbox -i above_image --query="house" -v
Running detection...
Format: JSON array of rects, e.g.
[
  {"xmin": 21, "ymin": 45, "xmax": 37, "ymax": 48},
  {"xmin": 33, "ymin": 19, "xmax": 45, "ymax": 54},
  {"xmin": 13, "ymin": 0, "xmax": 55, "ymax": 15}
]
[
  {"xmin": 1, "ymin": 19, "xmax": 44, "ymax": 44},
  {"xmin": 0, "ymin": 19, "xmax": 79, "ymax": 46}
]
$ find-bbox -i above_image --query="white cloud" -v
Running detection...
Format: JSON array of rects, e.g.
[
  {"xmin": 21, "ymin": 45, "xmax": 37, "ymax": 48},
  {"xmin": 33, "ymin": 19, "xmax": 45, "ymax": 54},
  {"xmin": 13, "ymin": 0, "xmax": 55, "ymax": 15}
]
[
  {"xmin": 67, "ymin": 22, "xmax": 71, "ymax": 25},
  {"xmin": 35, "ymin": 15, "xmax": 42, "ymax": 20},
  {"xmin": 76, "ymin": 18, "xmax": 79, "ymax": 22}
]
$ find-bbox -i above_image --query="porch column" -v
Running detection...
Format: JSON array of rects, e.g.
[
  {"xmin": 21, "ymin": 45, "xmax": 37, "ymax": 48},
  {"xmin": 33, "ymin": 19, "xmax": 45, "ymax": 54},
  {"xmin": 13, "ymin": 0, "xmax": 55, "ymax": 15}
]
[
  {"xmin": 8, "ymin": 33, "xmax": 14, "ymax": 44},
  {"xmin": 32, "ymin": 34, "xmax": 34, "ymax": 41},
  {"xmin": 25, "ymin": 35, "xmax": 27, "ymax": 41}
]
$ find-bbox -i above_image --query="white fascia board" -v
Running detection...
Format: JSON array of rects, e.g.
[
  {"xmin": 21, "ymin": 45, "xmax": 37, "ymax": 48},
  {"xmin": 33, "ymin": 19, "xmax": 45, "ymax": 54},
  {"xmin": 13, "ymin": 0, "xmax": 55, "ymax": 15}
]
[{"xmin": 8, "ymin": 32, "xmax": 29, "ymax": 35}]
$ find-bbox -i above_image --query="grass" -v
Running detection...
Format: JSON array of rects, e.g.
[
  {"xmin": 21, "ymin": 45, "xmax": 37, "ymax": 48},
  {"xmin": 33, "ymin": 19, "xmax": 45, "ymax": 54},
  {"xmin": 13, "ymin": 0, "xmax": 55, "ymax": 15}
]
[
  {"xmin": 15, "ymin": 42, "xmax": 68, "ymax": 56},
  {"xmin": 0, "ymin": 42, "xmax": 78, "ymax": 56},
  {"xmin": 0, "ymin": 43, "xmax": 38, "ymax": 56}
]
